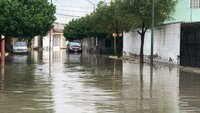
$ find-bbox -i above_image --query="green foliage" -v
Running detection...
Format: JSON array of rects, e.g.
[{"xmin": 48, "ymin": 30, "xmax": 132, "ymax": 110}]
[
  {"xmin": 64, "ymin": 18, "xmax": 87, "ymax": 41},
  {"xmin": 63, "ymin": 0, "xmax": 177, "ymax": 46},
  {"xmin": 0, "ymin": 0, "xmax": 56, "ymax": 38},
  {"xmin": 89, "ymin": 1, "xmax": 135, "ymax": 34},
  {"xmin": 64, "ymin": 1, "xmax": 134, "ymax": 40},
  {"xmin": 95, "ymin": 1, "xmax": 134, "ymax": 34},
  {"xmin": 120, "ymin": 0, "xmax": 177, "ymax": 63},
  {"xmin": 121, "ymin": 0, "xmax": 177, "ymax": 30}
]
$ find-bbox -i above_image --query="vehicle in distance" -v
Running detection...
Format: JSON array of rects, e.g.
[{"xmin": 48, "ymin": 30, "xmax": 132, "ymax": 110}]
[
  {"xmin": 67, "ymin": 42, "xmax": 82, "ymax": 53},
  {"xmin": 13, "ymin": 42, "xmax": 28, "ymax": 53}
]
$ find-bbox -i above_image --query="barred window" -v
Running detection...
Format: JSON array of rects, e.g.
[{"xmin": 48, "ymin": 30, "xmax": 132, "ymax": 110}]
[
  {"xmin": 190, "ymin": 0, "xmax": 200, "ymax": 8},
  {"xmin": 53, "ymin": 35, "xmax": 61, "ymax": 46}
]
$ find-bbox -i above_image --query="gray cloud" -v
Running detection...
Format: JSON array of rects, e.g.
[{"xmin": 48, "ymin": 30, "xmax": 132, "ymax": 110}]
[{"xmin": 49, "ymin": 0, "xmax": 111, "ymax": 24}]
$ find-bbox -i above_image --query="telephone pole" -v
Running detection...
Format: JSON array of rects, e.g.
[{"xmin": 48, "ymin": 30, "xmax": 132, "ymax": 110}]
[{"xmin": 150, "ymin": 0, "xmax": 155, "ymax": 65}]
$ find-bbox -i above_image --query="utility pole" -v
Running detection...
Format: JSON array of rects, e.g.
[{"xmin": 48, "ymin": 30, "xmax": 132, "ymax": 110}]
[
  {"xmin": 49, "ymin": 0, "xmax": 52, "ymax": 59},
  {"xmin": 49, "ymin": 0, "xmax": 53, "ymax": 74},
  {"xmin": 85, "ymin": 0, "xmax": 97, "ymax": 52},
  {"xmin": 150, "ymin": 0, "xmax": 155, "ymax": 65}
]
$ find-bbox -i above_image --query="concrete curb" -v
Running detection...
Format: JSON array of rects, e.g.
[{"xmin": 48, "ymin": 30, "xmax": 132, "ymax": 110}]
[
  {"xmin": 106, "ymin": 55, "xmax": 140, "ymax": 63},
  {"xmin": 106, "ymin": 55, "xmax": 200, "ymax": 74}
]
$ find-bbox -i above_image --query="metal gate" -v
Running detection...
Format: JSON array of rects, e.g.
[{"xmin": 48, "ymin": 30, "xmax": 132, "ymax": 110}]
[{"xmin": 180, "ymin": 23, "xmax": 200, "ymax": 67}]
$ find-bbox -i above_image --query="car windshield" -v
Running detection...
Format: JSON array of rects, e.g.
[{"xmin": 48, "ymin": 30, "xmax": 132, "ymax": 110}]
[
  {"xmin": 14, "ymin": 42, "xmax": 27, "ymax": 46},
  {"xmin": 69, "ymin": 42, "xmax": 81, "ymax": 47}
]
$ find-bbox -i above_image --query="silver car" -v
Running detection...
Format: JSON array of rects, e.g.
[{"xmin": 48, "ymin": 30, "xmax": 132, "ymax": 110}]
[{"xmin": 13, "ymin": 42, "xmax": 28, "ymax": 53}]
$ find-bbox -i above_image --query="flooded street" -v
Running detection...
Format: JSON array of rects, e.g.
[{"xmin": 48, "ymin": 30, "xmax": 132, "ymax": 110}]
[{"xmin": 0, "ymin": 50, "xmax": 200, "ymax": 113}]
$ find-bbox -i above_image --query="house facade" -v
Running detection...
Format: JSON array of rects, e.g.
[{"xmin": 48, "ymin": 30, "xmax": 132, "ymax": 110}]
[
  {"xmin": 33, "ymin": 22, "xmax": 66, "ymax": 51},
  {"xmin": 166, "ymin": 0, "xmax": 200, "ymax": 23},
  {"xmin": 123, "ymin": 0, "xmax": 200, "ymax": 67}
]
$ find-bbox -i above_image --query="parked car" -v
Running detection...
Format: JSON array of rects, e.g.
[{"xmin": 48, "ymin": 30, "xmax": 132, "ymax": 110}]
[
  {"xmin": 12, "ymin": 42, "xmax": 28, "ymax": 53},
  {"xmin": 67, "ymin": 42, "xmax": 82, "ymax": 53}
]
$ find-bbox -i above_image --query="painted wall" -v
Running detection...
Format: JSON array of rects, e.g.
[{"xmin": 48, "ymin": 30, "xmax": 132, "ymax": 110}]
[
  {"xmin": 166, "ymin": 0, "xmax": 200, "ymax": 23},
  {"xmin": 123, "ymin": 23, "xmax": 181, "ymax": 64},
  {"xmin": 82, "ymin": 37, "xmax": 96, "ymax": 52}
]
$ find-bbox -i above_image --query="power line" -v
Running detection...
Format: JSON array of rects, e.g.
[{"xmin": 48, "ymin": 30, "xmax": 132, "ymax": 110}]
[
  {"xmin": 85, "ymin": 0, "xmax": 96, "ymax": 10},
  {"xmin": 56, "ymin": 5, "xmax": 92, "ymax": 10},
  {"xmin": 55, "ymin": 13, "xmax": 82, "ymax": 17},
  {"xmin": 56, "ymin": 9, "xmax": 90, "ymax": 13}
]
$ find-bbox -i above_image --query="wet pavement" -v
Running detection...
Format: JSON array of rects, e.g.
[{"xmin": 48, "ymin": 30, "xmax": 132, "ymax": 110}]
[{"xmin": 0, "ymin": 50, "xmax": 200, "ymax": 113}]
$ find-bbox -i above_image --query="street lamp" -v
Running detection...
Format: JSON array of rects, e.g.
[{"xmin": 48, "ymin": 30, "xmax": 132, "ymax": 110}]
[{"xmin": 150, "ymin": 0, "xmax": 155, "ymax": 65}]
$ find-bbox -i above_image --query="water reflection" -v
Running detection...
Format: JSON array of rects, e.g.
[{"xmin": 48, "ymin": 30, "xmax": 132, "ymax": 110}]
[
  {"xmin": 150, "ymin": 65, "xmax": 153, "ymax": 113},
  {"xmin": 66, "ymin": 53, "xmax": 82, "ymax": 64},
  {"xmin": 1, "ymin": 51, "xmax": 200, "ymax": 113},
  {"xmin": 0, "ymin": 54, "xmax": 54, "ymax": 113},
  {"xmin": 122, "ymin": 61, "xmax": 180, "ymax": 113},
  {"xmin": 52, "ymin": 50, "xmax": 66, "ymax": 63},
  {"xmin": 179, "ymin": 71, "xmax": 200, "ymax": 112},
  {"xmin": 139, "ymin": 63, "xmax": 144, "ymax": 112},
  {"xmin": 0, "ymin": 65, "xmax": 4, "ymax": 91},
  {"xmin": 78, "ymin": 55, "xmax": 123, "ymax": 113},
  {"xmin": 12, "ymin": 55, "xmax": 29, "ymax": 63}
]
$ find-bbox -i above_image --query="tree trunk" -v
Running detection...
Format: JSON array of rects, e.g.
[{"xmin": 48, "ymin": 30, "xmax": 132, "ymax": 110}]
[
  {"xmin": 38, "ymin": 36, "xmax": 43, "ymax": 50},
  {"xmin": 27, "ymin": 38, "xmax": 32, "ymax": 48},
  {"xmin": 140, "ymin": 33, "xmax": 145, "ymax": 63},
  {"xmin": 138, "ymin": 21, "xmax": 147, "ymax": 64},
  {"xmin": 40, "ymin": 36, "xmax": 43, "ymax": 49},
  {"xmin": 5, "ymin": 36, "xmax": 12, "ymax": 53}
]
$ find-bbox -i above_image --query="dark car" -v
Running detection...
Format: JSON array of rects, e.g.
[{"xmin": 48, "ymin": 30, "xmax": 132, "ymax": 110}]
[{"xmin": 67, "ymin": 42, "xmax": 82, "ymax": 53}]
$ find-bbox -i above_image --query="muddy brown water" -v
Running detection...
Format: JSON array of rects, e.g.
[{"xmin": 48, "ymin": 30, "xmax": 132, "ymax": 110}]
[{"xmin": 0, "ymin": 51, "xmax": 200, "ymax": 113}]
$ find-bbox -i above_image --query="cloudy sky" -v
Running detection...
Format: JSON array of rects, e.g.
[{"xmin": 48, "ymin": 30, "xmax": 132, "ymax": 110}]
[{"xmin": 49, "ymin": 0, "xmax": 111, "ymax": 24}]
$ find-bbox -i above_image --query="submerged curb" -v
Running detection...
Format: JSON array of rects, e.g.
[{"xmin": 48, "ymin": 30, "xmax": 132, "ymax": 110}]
[{"xmin": 107, "ymin": 55, "xmax": 200, "ymax": 74}]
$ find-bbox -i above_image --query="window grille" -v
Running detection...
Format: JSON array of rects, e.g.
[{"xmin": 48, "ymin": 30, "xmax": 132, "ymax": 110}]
[{"xmin": 190, "ymin": 0, "xmax": 200, "ymax": 8}]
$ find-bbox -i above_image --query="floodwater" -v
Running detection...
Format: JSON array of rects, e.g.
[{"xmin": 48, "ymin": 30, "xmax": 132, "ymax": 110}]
[{"xmin": 0, "ymin": 50, "xmax": 200, "ymax": 113}]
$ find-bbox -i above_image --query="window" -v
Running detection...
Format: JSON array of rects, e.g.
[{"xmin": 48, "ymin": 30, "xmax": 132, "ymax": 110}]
[
  {"xmin": 190, "ymin": 0, "xmax": 200, "ymax": 8},
  {"xmin": 53, "ymin": 35, "xmax": 60, "ymax": 46}
]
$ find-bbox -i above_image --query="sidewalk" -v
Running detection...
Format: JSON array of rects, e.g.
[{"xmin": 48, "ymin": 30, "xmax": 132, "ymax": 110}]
[
  {"xmin": 107, "ymin": 55, "xmax": 200, "ymax": 74},
  {"xmin": 108, "ymin": 55, "xmax": 138, "ymax": 62}
]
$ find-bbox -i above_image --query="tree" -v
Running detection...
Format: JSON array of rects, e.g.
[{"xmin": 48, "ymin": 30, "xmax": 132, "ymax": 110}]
[
  {"xmin": 64, "ymin": 1, "xmax": 135, "ymax": 40},
  {"xmin": 0, "ymin": 0, "xmax": 56, "ymax": 38},
  {"xmin": 121, "ymin": 0, "xmax": 177, "ymax": 63},
  {"xmin": 91, "ymin": 1, "xmax": 135, "ymax": 35},
  {"xmin": 64, "ymin": 18, "xmax": 88, "ymax": 41}
]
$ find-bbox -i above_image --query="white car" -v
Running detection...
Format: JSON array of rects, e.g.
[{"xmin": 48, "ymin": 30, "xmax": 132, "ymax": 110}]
[{"xmin": 13, "ymin": 42, "xmax": 28, "ymax": 53}]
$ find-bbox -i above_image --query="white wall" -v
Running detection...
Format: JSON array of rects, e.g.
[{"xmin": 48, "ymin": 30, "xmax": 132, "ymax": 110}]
[
  {"xmin": 82, "ymin": 37, "xmax": 96, "ymax": 52},
  {"xmin": 43, "ymin": 35, "xmax": 50, "ymax": 51},
  {"xmin": 33, "ymin": 36, "xmax": 39, "ymax": 48},
  {"xmin": 123, "ymin": 23, "xmax": 181, "ymax": 64}
]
